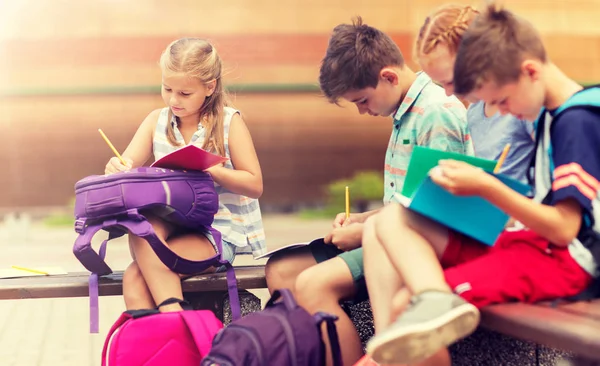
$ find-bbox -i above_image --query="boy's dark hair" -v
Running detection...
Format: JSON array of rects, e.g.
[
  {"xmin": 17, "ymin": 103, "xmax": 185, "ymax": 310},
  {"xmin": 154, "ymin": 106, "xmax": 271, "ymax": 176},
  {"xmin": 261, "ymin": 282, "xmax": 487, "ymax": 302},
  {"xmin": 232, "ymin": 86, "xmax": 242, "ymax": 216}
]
[
  {"xmin": 319, "ymin": 16, "xmax": 405, "ymax": 103},
  {"xmin": 453, "ymin": 2, "xmax": 547, "ymax": 96}
]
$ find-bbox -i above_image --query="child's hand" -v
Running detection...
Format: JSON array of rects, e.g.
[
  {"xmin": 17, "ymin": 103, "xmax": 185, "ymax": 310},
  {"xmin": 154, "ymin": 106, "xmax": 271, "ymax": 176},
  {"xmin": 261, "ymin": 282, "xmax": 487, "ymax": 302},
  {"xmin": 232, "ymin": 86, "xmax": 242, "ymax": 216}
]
[
  {"xmin": 324, "ymin": 223, "xmax": 364, "ymax": 251},
  {"xmin": 204, "ymin": 162, "xmax": 225, "ymax": 174},
  {"xmin": 333, "ymin": 212, "xmax": 364, "ymax": 228},
  {"xmin": 105, "ymin": 157, "xmax": 133, "ymax": 175},
  {"xmin": 429, "ymin": 159, "xmax": 492, "ymax": 196}
]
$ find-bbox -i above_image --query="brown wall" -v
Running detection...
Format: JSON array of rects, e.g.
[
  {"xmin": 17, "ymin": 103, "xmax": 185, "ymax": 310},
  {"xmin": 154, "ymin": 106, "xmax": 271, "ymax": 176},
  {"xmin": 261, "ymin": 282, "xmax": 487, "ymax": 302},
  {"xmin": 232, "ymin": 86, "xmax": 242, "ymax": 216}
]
[
  {"xmin": 0, "ymin": 93, "xmax": 391, "ymax": 209},
  {"xmin": 2, "ymin": 0, "xmax": 600, "ymax": 209}
]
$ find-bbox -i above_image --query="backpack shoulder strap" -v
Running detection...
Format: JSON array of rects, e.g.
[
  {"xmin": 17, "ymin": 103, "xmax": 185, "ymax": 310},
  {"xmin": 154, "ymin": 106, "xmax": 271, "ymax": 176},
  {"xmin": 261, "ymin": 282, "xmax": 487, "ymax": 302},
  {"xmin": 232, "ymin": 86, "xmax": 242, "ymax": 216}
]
[
  {"xmin": 118, "ymin": 214, "xmax": 219, "ymax": 275},
  {"xmin": 73, "ymin": 219, "xmax": 120, "ymax": 275},
  {"xmin": 180, "ymin": 310, "xmax": 224, "ymax": 357},
  {"xmin": 555, "ymin": 85, "xmax": 600, "ymax": 116},
  {"xmin": 120, "ymin": 214, "xmax": 242, "ymax": 320}
]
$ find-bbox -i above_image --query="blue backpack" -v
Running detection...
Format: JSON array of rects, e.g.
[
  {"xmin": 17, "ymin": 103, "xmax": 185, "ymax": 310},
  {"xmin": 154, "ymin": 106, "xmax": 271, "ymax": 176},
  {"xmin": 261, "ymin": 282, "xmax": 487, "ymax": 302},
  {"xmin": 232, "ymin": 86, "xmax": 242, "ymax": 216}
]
[
  {"xmin": 532, "ymin": 86, "xmax": 600, "ymax": 298},
  {"xmin": 72, "ymin": 167, "xmax": 240, "ymax": 332}
]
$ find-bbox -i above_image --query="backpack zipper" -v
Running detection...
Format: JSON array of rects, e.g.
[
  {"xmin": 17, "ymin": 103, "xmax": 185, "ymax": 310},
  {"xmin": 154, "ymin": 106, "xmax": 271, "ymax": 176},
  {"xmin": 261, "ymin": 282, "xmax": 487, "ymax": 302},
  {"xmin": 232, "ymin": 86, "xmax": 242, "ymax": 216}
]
[
  {"xmin": 76, "ymin": 172, "xmax": 210, "ymax": 190},
  {"xmin": 258, "ymin": 312, "xmax": 299, "ymax": 366}
]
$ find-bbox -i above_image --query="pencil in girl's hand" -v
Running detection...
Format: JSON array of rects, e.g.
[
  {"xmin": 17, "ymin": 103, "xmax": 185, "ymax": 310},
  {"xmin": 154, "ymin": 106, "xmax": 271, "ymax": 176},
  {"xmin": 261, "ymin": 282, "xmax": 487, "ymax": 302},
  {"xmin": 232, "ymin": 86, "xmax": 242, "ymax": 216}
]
[
  {"xmin": 494, "ymin": 143, "xmax": 511, "ymax": 174},
  {"xmin": 98, "ymin": 129, "xmax": 127, "ymax": 166}
]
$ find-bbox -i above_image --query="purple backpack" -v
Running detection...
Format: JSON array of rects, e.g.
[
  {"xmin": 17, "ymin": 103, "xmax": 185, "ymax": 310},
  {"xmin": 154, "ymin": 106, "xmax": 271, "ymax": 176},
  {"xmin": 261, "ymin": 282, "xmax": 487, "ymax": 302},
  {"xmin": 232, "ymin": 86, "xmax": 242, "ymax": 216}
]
[
  {"xmin": 73, "ymin": 167, "xmax": 240, "ymax": 333},
  {"xmin": 201, "ymin": 289, "xmax": 342, "ymax": 366}
]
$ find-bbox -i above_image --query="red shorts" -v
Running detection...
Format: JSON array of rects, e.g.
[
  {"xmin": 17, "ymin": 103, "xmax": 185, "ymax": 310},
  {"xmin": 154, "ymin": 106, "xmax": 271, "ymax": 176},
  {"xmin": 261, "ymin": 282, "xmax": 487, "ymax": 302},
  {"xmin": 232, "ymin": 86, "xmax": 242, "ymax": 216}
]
[{"xmin": 441, "ymin": 229, "xmax": 593, "ymax": 308}]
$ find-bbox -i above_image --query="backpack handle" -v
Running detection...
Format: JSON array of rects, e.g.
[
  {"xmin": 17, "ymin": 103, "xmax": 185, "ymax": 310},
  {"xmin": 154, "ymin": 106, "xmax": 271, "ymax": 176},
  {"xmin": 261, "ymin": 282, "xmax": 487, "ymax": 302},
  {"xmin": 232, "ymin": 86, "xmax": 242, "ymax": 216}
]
[
  {"xmin": 265, "ymin": 288, "xmax": 297, "ymax": 311},
  {"xmin": 314, "ymin": 312, "xmax": 343, "ymax": 366}
]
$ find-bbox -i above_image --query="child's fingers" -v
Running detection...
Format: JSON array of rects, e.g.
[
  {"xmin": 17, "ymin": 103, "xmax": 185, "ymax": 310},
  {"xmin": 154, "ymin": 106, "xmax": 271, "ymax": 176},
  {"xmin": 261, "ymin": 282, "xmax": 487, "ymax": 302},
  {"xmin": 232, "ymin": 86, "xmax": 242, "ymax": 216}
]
[
  {"xmin": 333, "ymin": 213, "xmax": 346, "ymax": 228},
  {"xmin": 430, "ymin": 168, "xmax": 453, "ymax": 189},
  {"xmin": 123, "ymin": 157, "xmax": 133, "ymax": 168}
]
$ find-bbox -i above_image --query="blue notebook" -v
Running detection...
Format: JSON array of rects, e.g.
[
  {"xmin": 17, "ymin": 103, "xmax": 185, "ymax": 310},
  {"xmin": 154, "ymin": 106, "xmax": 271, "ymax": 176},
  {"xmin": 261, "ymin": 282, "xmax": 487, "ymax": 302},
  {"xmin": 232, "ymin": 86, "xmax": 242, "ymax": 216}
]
[{"xmin": 399, "ymin": 147, "xmax": 531, "ymax": 246}]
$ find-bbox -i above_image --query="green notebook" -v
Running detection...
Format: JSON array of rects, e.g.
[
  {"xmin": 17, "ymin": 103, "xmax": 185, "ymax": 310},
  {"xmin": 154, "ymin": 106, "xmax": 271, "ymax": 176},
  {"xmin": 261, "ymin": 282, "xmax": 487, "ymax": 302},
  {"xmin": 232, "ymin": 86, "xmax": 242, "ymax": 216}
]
[
  {"xmin": 401, "ymin": 146, "xmax": 498, "ymax": 198},
  {"xmin": 399, "ymin": 146, "xmax": 531, "ymax": 246}
]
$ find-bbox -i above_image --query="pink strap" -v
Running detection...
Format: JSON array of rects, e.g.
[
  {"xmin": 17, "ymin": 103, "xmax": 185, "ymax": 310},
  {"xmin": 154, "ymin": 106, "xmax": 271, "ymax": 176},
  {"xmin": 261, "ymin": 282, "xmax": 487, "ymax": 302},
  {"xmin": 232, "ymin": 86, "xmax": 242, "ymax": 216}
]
[
  {"xmin": 101, "ymin": 313, "xmax": 132, "ymax": 366},
  {"xmin": 179, "ymin": 311, "xmax": 223, "ymax": 357}
]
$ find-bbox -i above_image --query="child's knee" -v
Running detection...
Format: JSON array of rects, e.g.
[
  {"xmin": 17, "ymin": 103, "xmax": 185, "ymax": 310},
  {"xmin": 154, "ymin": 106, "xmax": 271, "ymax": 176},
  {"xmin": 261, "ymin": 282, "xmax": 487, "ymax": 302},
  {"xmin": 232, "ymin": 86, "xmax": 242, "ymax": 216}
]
[
  {"xmin": 265, "ymin": 249, "xmax": 313, "ymax": 288},
  {"xmin": 374, "ymin": 203, "xmax": 406, "ymax": 230},
  {"xmin": 123, "ymin": 262, "xmax": 146, "ymax": 293},
  {"xmin": 362, "ymin": 216, "xmax": 378, "ymax": 244},
  {"xmin": 265, "ymin": 254, "xmax": 293, "ymax": 285},
  {"xmin": 294, "ymin": 264, "xmax": 351, "ymax": 307}
]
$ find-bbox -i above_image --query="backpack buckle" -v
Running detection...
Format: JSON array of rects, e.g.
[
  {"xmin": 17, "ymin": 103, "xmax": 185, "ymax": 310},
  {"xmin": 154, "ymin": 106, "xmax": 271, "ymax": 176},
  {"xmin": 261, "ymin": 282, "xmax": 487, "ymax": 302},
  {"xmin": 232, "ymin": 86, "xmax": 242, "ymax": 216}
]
[{"xmin": 74, "ymin": 219, "xmax": 86, "ymax": 233}]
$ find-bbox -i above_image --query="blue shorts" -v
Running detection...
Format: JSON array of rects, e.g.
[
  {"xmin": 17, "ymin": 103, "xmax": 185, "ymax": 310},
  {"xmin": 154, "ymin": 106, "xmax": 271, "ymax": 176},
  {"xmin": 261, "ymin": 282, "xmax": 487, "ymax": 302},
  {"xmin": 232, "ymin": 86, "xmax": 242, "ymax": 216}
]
[
  {"xmin": 308, "ymin": 239, "xmax": 369, "ymax": 303},
  {"xmin": 216, "ymin": 240, "xmax": 237, "ymax": 272}
]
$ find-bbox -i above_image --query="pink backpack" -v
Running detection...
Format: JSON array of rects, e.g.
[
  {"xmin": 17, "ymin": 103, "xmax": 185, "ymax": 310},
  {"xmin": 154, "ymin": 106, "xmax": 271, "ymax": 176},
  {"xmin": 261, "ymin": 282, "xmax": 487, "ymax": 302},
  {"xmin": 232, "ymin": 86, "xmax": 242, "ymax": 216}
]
[{"xmin": 102, "ymin": 299, "xmax": 223, "ymax": 366}]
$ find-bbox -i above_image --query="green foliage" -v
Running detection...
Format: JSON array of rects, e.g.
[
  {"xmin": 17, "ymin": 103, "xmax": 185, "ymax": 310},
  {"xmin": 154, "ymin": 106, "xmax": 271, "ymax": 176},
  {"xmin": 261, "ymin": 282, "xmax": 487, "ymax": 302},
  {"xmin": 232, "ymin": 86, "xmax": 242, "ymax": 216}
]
[
  {"xmin": 298, "ymin": 171, "xmax": 384, "ymax": 219},
  {"xmin": 43, "ymin": 197, "xmax": 75, "ymax": 227}
]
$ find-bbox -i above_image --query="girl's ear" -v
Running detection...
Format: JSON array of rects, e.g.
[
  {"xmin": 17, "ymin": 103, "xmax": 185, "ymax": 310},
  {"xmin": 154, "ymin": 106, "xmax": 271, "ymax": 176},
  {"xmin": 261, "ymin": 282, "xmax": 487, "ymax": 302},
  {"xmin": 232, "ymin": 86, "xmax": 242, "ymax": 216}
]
[{"xmin": 206, "ymin": 80, "xmax": 217, "ymax": 96}]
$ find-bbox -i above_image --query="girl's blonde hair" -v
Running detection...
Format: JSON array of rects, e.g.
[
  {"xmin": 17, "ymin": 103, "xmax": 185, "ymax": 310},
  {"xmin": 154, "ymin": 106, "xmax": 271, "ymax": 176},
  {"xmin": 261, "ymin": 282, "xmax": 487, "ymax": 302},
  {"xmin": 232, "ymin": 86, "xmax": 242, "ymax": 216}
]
[
  {"xmin": 160, "ymin": 38, "xmax": 230, "ymax": 157},
  {"xmin": 415, "ymin": 4, "xmax": 479, "ymax": 60}
]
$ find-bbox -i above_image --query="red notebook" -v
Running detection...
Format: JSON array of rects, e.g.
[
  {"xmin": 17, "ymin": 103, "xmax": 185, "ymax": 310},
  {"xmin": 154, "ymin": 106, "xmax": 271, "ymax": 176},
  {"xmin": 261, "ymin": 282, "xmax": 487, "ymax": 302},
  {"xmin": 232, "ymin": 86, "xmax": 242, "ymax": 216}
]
[{"xmin": 150, "ymin": 145, "xmax": 229, "ymax": 171}]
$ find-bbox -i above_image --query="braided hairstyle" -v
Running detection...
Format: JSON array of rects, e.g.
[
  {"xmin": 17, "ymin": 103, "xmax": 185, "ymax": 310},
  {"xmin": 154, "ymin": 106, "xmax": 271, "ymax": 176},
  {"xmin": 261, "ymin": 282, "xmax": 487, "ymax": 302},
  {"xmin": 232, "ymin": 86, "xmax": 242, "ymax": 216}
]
[{"xmin": 415, "ymin": 4, "xmax": 479, "ymax": 60}]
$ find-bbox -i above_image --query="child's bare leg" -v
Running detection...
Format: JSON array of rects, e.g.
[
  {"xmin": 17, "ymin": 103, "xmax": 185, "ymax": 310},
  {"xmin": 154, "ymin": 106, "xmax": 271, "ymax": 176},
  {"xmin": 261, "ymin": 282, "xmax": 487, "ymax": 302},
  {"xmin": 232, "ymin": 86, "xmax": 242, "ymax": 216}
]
[
  {"xmin": 123, "ymin": 261, "xmax": 156, "ymax": 310},
  {"xmin": 265, "ymin": 246, "xmax": 317, "ymax": 295},
  {"xmin": 295, "ymin": 257, "xmax": 364, "ymax": 366},
  {"xmin": 130, "ymin": 215, "xmax": 216, "ymax": 312},
  {"xmin": 374, "ymin": 203, "xmax": 451, "ymax": 294},
  {"xmin": 366, "ymin": 204, "xmax": 478, "ymax": 364},
  {"xmin": 362, "ymin": 216, "xmax": 404, "ymax": 332},
  {"xmin": 363, "ymin": 211, "xmax": 452, "ymax": 366}
]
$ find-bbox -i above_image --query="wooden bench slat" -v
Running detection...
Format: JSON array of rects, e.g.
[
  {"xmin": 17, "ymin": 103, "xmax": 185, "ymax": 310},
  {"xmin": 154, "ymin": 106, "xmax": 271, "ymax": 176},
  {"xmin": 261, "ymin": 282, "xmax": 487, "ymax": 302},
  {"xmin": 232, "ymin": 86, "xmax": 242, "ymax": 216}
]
[
  {"xmin": 555, "ymin": 300, "xmax": 600, "ymax": 321},
  {"xmin": 481, "ymin": 301, "xmax": 600, "ymax": 360},
  {"xmin": 0, "ymin": 266, "xmax": 266, "ymax": 300}
]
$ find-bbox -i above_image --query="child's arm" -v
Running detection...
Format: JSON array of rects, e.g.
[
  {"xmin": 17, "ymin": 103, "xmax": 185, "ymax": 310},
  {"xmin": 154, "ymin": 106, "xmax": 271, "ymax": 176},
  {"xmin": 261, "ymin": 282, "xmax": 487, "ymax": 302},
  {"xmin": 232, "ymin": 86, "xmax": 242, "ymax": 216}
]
[
  {"xmin": 431, "ymin": 160, "xmax": 582, "ymax": 246},
  {"xmin": 481, "ymin": 178, "xmax": 582, "ymax": 246},
  {"xmin": 104, "ymin": 109, "xmax": 160, "ymax": 173},
  {"xmin": 205, "ymin": 113, "xmax": 263, "ymax": 198},
  {"xmin": 121, "ymin": 110, "xmax": 161, "ymax": 166}
]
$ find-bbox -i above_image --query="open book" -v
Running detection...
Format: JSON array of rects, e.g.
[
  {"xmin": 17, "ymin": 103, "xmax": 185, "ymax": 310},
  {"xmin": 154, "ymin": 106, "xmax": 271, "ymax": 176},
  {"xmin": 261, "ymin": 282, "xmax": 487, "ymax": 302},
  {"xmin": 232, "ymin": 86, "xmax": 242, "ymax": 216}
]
[
  {"xmin": 255, "ymin": 238, "xmax": 325, "ymax": 260},
  {"xmin": 151, "ymin": 145, "xmax": 229, "ymax": 172},
  {"xmin": 399, "ymin": 147, "xmax": 531, "ymax": 246}
]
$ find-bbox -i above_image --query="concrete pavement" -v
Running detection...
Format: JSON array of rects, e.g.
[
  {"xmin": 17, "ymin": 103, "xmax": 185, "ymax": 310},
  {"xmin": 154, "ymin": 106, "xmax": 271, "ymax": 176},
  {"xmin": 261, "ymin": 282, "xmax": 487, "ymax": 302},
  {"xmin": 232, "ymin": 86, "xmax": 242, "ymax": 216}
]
[{"xmin": 0, "ymin": 214, "xmax": 332, "ymax": 366}]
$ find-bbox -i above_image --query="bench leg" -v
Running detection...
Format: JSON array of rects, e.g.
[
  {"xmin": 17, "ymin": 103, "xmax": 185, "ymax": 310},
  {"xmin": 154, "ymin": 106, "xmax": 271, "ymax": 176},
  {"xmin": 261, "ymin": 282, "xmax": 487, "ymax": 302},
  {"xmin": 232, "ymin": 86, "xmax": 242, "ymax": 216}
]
[{"xmin": 184, "ymin": 290, "xmax": 261, "ymax": 325}]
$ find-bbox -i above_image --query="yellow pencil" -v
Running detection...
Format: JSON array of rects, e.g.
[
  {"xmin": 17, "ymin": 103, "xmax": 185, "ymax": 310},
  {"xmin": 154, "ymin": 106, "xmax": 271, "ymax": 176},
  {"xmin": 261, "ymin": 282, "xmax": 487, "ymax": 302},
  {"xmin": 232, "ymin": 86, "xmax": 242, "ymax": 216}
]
[
  {"xmin": 494, "ymin": 143, "xmax": 511, "ymax": 174},
  {"xmin": 98, "ymin": 129, "xmax": 127, "ymax": 166},
  {"xmin": 11, "ymin": 265, "xmax": 49, "ymax": 275},
  {"xmin": 345, "ymin": 186, "xmax": 350, "ymax": 220}
]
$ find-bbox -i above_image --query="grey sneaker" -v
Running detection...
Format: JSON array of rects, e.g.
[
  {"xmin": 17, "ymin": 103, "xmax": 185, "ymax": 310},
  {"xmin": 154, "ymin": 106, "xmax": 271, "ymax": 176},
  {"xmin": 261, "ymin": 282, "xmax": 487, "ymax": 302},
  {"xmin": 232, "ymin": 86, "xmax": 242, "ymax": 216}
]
[{"xmin": 366, "ymin": 291, "xmax": 480, "ymax": 364}]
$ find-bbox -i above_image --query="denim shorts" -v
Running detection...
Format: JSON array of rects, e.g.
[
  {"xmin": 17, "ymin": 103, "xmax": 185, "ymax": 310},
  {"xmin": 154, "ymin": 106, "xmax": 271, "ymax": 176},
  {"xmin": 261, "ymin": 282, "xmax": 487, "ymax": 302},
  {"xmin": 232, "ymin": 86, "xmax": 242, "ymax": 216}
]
[{"xmin": 216, "ymin": 240, "xmax": 237, "ymax": 272}]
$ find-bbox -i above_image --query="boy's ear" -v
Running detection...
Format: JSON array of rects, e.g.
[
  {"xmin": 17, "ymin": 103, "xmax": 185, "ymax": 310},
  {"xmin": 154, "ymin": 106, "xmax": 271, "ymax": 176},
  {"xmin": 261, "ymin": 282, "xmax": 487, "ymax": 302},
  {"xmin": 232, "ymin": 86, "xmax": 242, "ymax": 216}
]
[
  {"xmin": 380, "ymin": 68, "xmax": 399, "ymax": 86},
  {"xmin": 521, "ymin": 59, "xmax": 542, "ymax": 82}
]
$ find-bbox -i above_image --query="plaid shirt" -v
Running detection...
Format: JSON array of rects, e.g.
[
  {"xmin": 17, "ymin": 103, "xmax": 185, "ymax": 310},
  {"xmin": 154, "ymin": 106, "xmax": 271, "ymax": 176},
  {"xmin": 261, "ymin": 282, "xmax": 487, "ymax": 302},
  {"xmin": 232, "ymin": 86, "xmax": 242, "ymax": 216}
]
[{"xmin": 383, "ymin": 72, "xmax": 474, "ymax": 204}]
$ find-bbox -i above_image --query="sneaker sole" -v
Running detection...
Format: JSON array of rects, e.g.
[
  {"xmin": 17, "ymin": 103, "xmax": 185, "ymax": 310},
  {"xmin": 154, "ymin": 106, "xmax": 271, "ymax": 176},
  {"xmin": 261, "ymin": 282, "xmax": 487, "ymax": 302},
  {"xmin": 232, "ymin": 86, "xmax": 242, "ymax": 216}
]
[{"xmin": 366, "ymin": 303, "xmax": 480, "ymax": 365}]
